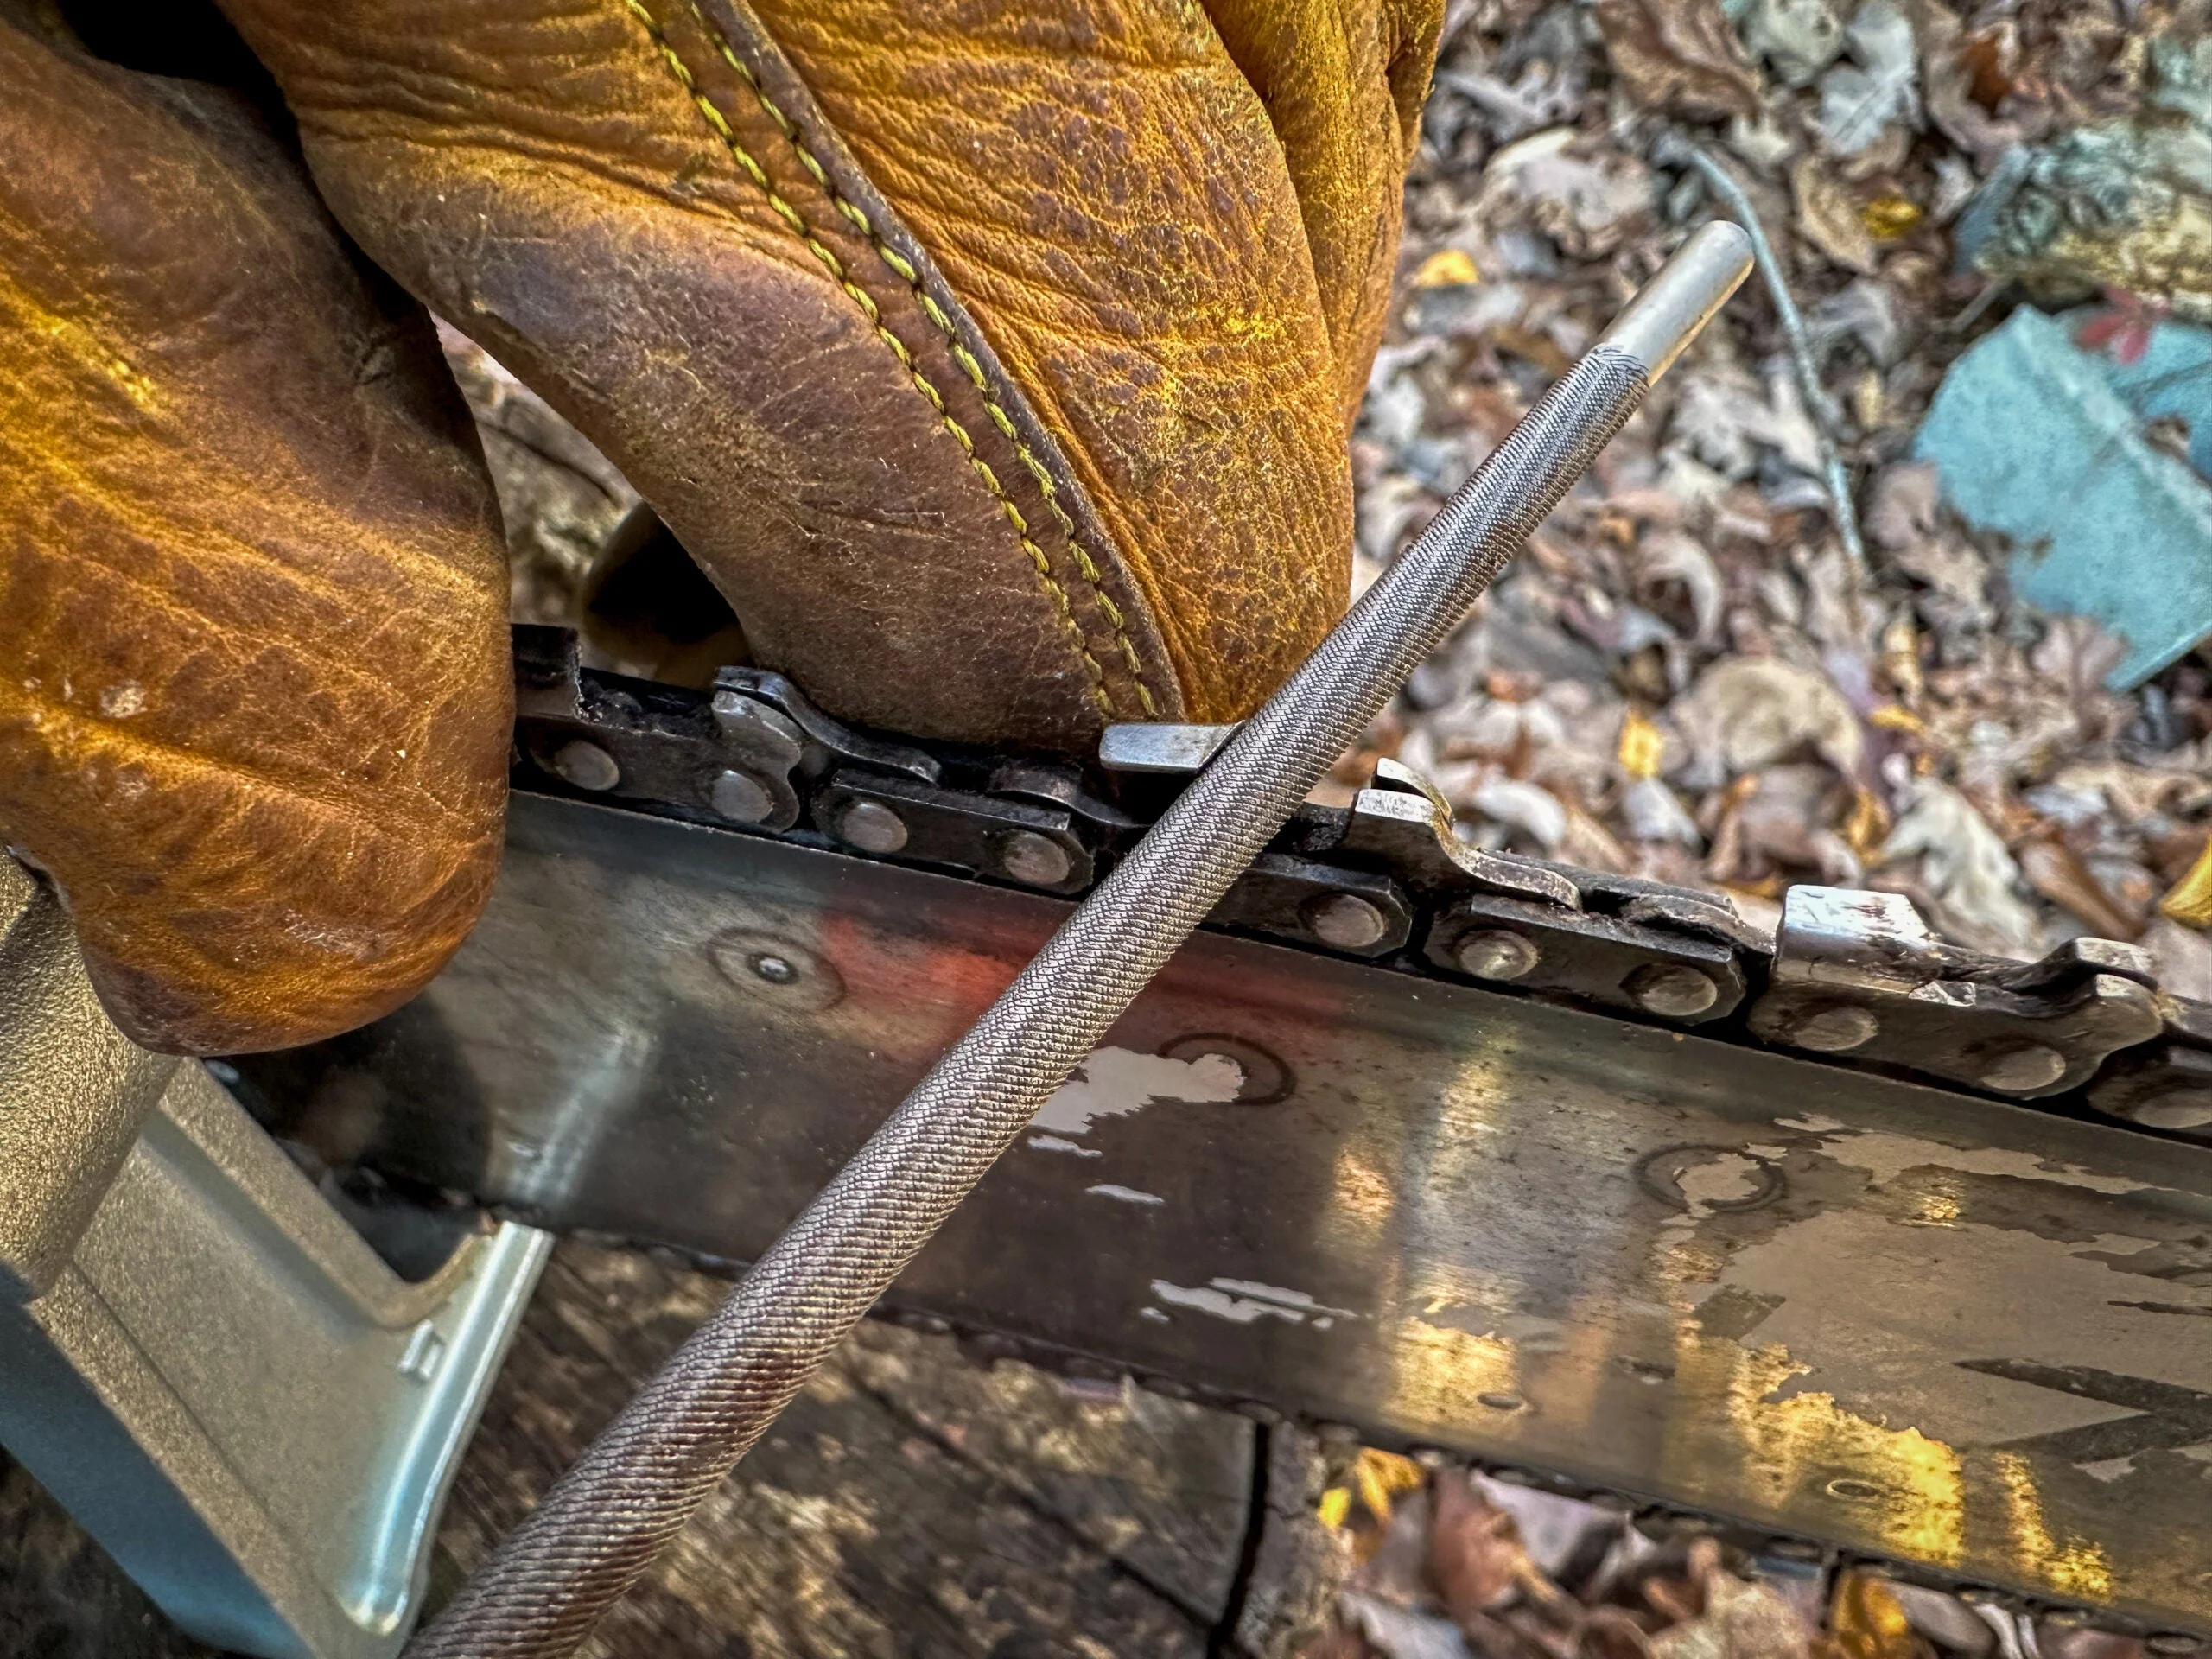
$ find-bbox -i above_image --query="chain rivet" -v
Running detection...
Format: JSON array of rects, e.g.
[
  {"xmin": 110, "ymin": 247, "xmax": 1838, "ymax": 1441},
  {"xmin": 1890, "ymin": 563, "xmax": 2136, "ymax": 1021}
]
[
  {"xmin": 835, "ymin": 799, "xmax": 909, "ymax": 855},
  {"xmin": 1784, "ymin": 1001, "xmax": 1880, "ymax": 1052},
  {"xmin": 998, "ymin": 830, "xmax": 1072, "ymax": 888},
  {"xmin": 1626, "ymin": 963, "xmax": 1719, "ymax": 1019},
  {"xmin": 1303, "ymin": 892, "xmax": 1389, "ymax": 950},
  {"xmin": 2120, "ymin": 1090, "xmax": 2212, "ymax": 1133},
  {"xmin": 550, "ymin": 739, "xmax": 620, "ymax": 792},
  {"xmin": 1456, "ymin": 929, "xmax": 1541, "ymax": 982},
  {"xmin": 709, "ymin": 768, "xmax": 774, "ymax": 824},
  {"xmin": 1978, "ymin": 1041, "xmax": 2068, "ymax": 1094}
]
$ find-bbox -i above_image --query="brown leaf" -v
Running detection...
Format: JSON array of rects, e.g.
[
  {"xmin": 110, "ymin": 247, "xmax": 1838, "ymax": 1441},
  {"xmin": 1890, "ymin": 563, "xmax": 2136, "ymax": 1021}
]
[
  {"xmin": 1671, "ymin": 658, "xmax": 1866, "ymax": 781},
  {"xmin": 1300, "ymin": 1624, "xmax": 1384, "ymax": 1659},
  {"xmin": 1792, "ymin": 156, "xmax": 1878, "ymax": 275},
  {"xmin": 1648, "ymin": 1571, "xmax": 1811, "ymax": 1659},
  {"xmin": 2016, "ymin": 827, "xmax": 2145, "ymax": 941},
  {"xmin": 1596, "ymin": 0, "xmax": 1763, "ymax": 119},
  {"xmin": 2149, "ymin": 823, "xmax": 2212, "ymax": 888},
  {"xmin": 1918, "ymin": 0, "xmax": 2054, "ymax": 163},
  {"xmin": 1429, "ymin": 1471, "xmax": 1533, "ymax": 1625}
]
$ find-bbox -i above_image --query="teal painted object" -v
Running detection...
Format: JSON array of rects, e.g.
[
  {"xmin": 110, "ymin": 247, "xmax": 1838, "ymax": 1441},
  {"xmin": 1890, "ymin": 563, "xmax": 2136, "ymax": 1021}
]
[
  {"xmin": 2094, "ymin": 310, "xmax": 2212, "ymax": 481},
  {"xmin": 1913, "ymin": 305, "xmax": 2212, "ymax": 688}
]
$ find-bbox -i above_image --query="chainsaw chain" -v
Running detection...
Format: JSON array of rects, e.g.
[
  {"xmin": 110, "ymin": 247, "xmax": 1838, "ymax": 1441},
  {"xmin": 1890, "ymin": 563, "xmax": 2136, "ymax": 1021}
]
[{"xmin": 507, "ymin": 626, "xmax": 2212, "ymax": 1147}]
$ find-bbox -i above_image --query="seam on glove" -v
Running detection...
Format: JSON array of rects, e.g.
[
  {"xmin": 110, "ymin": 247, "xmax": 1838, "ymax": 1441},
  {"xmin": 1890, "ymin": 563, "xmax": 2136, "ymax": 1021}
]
[
  {"xmin": 622, "ymin": 0, "xmax": 1156, "ymax": 720},
  {"xmin": 680, "ymin": 2, "xmax": 1160, "ymax": 718}
]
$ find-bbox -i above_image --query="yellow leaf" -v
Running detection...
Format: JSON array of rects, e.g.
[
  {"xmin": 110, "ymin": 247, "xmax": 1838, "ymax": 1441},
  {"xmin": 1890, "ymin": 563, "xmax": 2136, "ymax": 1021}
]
[
  {"xmin": 1617, "ymin": 707, "xmax": 1666, "ymax": 779},
  {"xmin": 1828, "ymin": 1571, "xmax": 1921, "ymax": 1659},
  {"xmin": 1317, "ymin": 1486, "xmax": 1352, "ymax": 1529},
  {"xmin": 1843, "ymin": 786, "xmax": 1891, "ymax": 861},
  {"xmin": 1867, "ymin": 702, "xmax": 1924, "ymax": 734},
  {"xmin": 1352, "ymin": 1447, "xmax": 1425, "ymax": 1523},
  {"xmin": 1853, "ymin": 368, "xmax": 1886, "ymax": 430},
  {"xmin": 1414, "ymin": 248, "xmax": 1481, "ymax": 289},
  {"xmin": 2159, "ymin": 836, "xmax": 2212, "ymax": 927},
  {"xmin": 1862, "ymin": 195, "xmax": 1923, "ymax": 239},
  {"xmin": 1879, "ymin": 617, "xmax": 1923, "ymax": 706}
]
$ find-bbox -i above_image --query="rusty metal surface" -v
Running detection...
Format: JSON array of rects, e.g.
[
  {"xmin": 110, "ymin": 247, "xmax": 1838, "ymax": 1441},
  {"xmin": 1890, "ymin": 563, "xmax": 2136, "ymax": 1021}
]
[{"xmin": 239, "ymin": 791, "xmax": 2212, "ymax": 1637}]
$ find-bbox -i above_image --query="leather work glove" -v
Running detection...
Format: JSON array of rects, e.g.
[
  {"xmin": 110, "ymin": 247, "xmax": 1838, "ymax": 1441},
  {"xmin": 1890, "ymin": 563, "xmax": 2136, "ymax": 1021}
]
[{"xmin": 0, "ymin": 0, "xmax": 1441, "ymax": 1055}]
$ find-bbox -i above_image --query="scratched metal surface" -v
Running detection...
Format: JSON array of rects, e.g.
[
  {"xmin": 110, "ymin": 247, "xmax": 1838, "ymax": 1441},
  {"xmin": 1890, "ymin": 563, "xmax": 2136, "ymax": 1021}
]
[{"xmin": 238, "ymin": 791, "xmax": 2212, "ymax": 1632}]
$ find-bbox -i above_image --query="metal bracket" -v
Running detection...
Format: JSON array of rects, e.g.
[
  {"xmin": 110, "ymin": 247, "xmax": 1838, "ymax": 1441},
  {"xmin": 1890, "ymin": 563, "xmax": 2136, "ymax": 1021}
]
[
  {"xmin": 0, "ymin": 855, "xmax": 178, "ymax": 1299},
  {"xmin": 0, "ymin": 867, "xmax": 549, "ymax": 1659}
]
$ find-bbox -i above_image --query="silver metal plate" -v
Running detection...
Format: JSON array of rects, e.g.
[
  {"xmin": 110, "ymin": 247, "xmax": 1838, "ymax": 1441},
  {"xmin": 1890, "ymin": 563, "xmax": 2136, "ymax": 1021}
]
[
  {"xmin": 246, "ymin": 792, "xmax": 2212, "ymax": 1634},
  {"xmin": 0, "ymin": 1058, "xmax": 550, "ymax": 1659}
]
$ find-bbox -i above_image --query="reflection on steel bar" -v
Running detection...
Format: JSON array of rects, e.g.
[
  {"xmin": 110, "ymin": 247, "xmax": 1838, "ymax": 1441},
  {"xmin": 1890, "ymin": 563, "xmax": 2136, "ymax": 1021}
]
[{"xmin": 244, "ymin": 792, "xmax": 2212, "ymax": 1637}]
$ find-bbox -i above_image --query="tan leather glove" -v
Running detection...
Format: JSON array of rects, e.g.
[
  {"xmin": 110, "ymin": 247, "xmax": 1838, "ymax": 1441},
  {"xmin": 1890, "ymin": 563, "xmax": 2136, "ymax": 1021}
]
[
  {"xmin": 0, "ymin": 0, "xmax": 1440, "ymax": 1052},
  {"xmin": 0, "ymin": 10, "xmax": 512, "ymax": 1055}
]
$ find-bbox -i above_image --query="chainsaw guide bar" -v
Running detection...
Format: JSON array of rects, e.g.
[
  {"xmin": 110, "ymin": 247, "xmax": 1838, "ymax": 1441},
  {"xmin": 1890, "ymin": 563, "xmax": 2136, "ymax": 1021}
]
[{"xmin": 222, "ymin": 626, "xmax": 2212, "ymax": 1643}]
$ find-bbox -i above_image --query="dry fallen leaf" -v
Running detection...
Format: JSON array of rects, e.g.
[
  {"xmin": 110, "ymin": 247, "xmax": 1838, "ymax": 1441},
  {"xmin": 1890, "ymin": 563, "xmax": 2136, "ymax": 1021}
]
[
  {"xmin": 2016, "ymin": 827, "xmax": 2145, "ymax": 940},
  {"xmin": 1302, "ymin": 1620, "xmax": 1385, "ymax": 1659},
  {"xmin": 1594, "ymin": 0, "xmax": 1762, "ymax": 119},
  {"xmin": 1672, "ymin": 658, "xmax": 1866, "ymax": 783},
  {"xmin": 1862, "ymin": 195, "xmax": 1923, "ymax": 239},
  {"xmin": 1866, "ymin": 463, "xmax": 1996, "ymax": 640},
  {"xmin": 1357, "ymin": 1449, "xmax": 1429, "ymax": 1527},
  {"xmin": 1415, "ymin": 248, "xmax": 1483, "ymax": 289},
  {"xmin": 1635, "ymin": 529, "xmax": 1726, "ymax": 645},
  {"xmin": 1827, "ymin": 1573, "xmax": 1930, "ymax": 1659},
  {"xmin": 1618, "ymin": 709, "xmax": 1667, "ymax": 779},
  {"xmin": 1816, "ymin": 0, "xmax": 1921, "ymax": 156},
  {"xmin": 1428, "ymin": 1471, "xmax": 1529, "ymax": 1624},
  {"xmin": 1624, "ymin": 775, "xmax": 1705, "ymax": 846},
  {"xmin": 1481, "ymin": 130, "xmax": 1656, "ymax": 259},
  {"xmin": 1648, "ymin": 1570, "xmax": 1810, "ymax": 1659},
  {"xmin": 2161, "ymin": 835, "xmax": 2212, "ymax": 926},
  {"xmin": 1341, "ymin": 1590, "xmax": 1476, "ymax": 1659},
  {"xmin": 1795, "ymin": 156, "xmax": 1879, "ymax": 275},
  {"xmin": 1918, "ymin": 0, "xmax": 2056, "ymax": 162},
  {"xmin": 1709, "ymin": 764, "xmax": 1864, "ymax": 886},
  {"xmin": 1738, "ymin": 0, "xmax": 1845, "ymax": 86}
]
